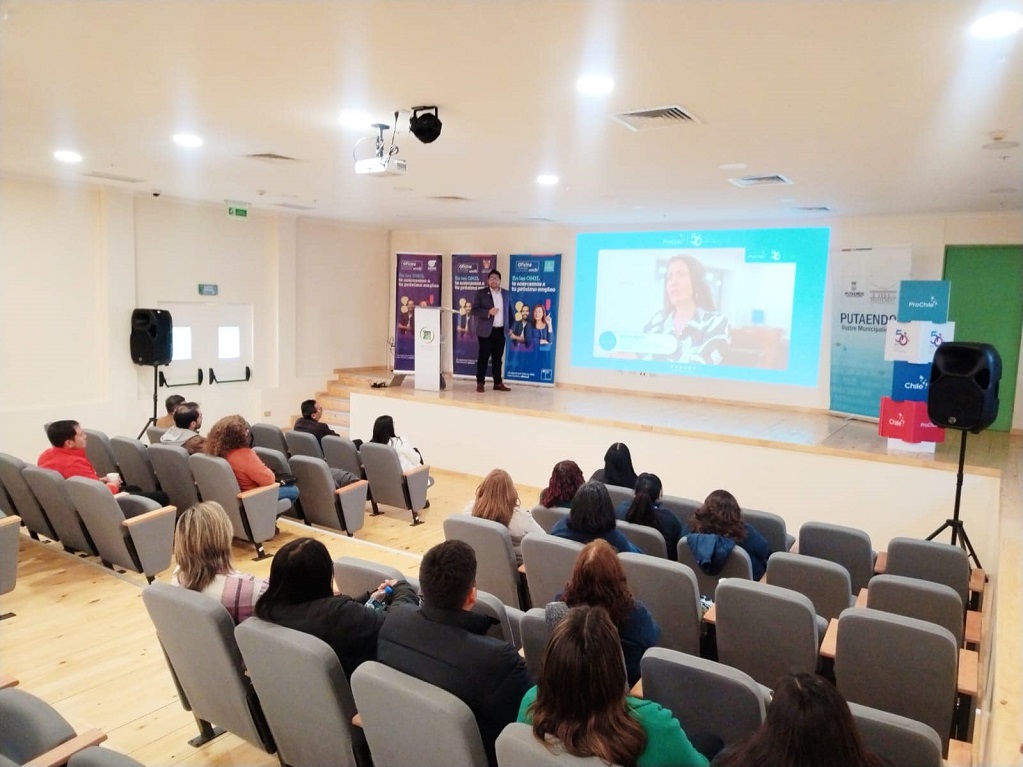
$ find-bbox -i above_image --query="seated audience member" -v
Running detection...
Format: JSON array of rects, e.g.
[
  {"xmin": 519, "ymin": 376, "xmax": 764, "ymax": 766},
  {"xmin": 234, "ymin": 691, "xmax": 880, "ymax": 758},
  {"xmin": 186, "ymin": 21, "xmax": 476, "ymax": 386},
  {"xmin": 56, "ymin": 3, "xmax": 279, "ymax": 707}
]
[
  {"xmin": 713, "ymin": 673, "xmax": 883, "ymax": 767},
  {"xmin": 591, "ymin": 441, "xmax": 639, "ymax": 489},
  {"xmin": 685, "ymin": 489, "xmax": 770, "ymax": 581},
  {"xmin": 292, "ymin": 399, "xmax": 360, "ymax": 488},
  {"xmin": 38, "ymin": 420, "xmax": 170, "ymax": 507},
  {"xmin": 254, "ymin": 537, "xmax": 417, "ymax": 677},
  {"xmin": 464, "ymin": 468, "xmax": 544, "ymax": 565},
  {"xmin": 370, "ymin": 414, "xmax": 424, "ymax": 472},
  {"xmin": 518, "ymin": 605, "xmax": 709, "ymax": 767},
  {"xmin": 204, "ymin": 414, "xmax": 299, "ymax": 504},
  {"xmin": 538, "ymin": 460, "xmax": 585, "ymax": 508},
  {"xmin": 159, "ymin": 402, "xmax": 206, "ymax": 455},
  {"xmin": 155, "ymin": 394, "xmax": 185, "ymax": 429},
  {"xmin": 546, "ymin": 540, "xmax": 659, "ymax": 686},
  {"xmin": 377, "ymin": 540, "xmax": 531, "ymax": 767},
  {"xmin": 549, "ymin": 481, "xmax": 641, "ymax": 554},
  {"xmin": 616, "ymin": 473, "xmax": 684, "ymax": 561},
  {"xmin": 170, "ymin": 501, "xmax": 267, "ymax": 624}
]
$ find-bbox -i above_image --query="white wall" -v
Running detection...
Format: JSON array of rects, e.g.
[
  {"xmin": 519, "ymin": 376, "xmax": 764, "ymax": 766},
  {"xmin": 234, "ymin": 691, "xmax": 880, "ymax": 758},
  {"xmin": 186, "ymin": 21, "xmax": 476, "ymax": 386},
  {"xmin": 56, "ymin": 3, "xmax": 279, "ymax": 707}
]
[{"xmin": 390, "ymin": 212, "xmax": 1023, "ymax": 427}]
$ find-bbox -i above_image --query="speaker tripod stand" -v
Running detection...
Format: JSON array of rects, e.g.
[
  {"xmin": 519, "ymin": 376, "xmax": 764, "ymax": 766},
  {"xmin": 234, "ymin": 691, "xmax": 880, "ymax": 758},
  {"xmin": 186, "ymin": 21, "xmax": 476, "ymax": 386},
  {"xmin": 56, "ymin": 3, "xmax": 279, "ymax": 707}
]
[
  {"xmin": 926, "ymin": 429, "xmax": 982, "ymax": 570},
  {"xmin": 136, "ymin": 365, "xmax": 161, "ymax": 441}
]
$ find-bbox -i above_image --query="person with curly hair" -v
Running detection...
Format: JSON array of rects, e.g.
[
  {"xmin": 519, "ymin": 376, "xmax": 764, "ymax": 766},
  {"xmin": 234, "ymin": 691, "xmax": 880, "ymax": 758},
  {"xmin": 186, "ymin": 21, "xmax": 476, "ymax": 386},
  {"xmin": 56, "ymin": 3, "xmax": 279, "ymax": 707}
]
[
  {"xmin": 686, "ymin": 489, "xmax": 770, "ymax": 581},
  {"xmin": 204, "ymin": 414, "xmax": 299, "ymax": 504},
  {"xmin": 518, "ymin": 605, "xmax": 708, "ymax": 767},
  {"xmin": 463, "ymin": 468, "xmax": 543, "ymax": 564},
  {"xmin": 546, "ymin": 539, "xmax": 659, "ymax": 686},
  {"xmin": 538, "ymin": 460, "xmax": 584, "ymax": 508}
]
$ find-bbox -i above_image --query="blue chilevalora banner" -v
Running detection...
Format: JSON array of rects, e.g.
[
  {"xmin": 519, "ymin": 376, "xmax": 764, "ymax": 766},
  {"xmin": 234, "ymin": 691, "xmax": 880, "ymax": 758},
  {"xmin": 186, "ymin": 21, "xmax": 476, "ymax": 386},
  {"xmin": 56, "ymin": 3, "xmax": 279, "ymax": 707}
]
[
  {"xmin": 451, "ymin": 254, "xmax": 496, "ymax": 378},
  {"xmin": 505, "ymin": 254, "xmax": 562, "ymax": 385},
  {"xmin": 394, "ymin": 253, "xmax": 442, "ymax": 373}
]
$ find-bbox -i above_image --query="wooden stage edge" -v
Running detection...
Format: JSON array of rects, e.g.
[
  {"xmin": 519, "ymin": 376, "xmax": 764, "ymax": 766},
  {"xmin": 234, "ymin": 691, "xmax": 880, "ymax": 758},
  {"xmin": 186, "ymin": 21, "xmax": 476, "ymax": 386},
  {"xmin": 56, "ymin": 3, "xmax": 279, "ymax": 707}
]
[{"xmin": 361, "ymin": 379, "xmax": 1012, "ymax": 477}]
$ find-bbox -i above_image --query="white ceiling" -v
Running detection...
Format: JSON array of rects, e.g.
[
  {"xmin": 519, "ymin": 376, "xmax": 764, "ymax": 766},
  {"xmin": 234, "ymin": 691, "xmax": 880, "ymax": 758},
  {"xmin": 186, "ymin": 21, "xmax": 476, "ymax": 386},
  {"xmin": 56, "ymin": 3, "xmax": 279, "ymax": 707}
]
[{"xmin": 2, "ymin": 0, "xmax": 1021, "ymax": 229}]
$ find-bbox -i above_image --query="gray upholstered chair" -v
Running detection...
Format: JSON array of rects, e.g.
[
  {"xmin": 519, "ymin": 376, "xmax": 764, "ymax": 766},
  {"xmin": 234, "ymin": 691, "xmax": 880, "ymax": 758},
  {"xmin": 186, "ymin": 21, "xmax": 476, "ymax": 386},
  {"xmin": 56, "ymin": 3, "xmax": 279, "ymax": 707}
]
[
  {"xmin": 141, "ymin": 582, "xmax": 276, "ymax": 752},
  {"xmin": 765, "ymin": 551, "xmax": 854, "ymax": 622},
  {"xmin": 0, "ymin": 513, "xmax": 20, "ymax": 617},
  {"xmin": 798, "ymin": 522, "xmax": 875, "ymax": 593},
  {"xmin": 253, "ymin": 446, "xmax": 290, "ymax": 475},
  {"xmin": 189, "ymin": 453, "xmax": 286, "ymax": 559},
  {"xmin": 619, "ymin": 552, "xmax": 701, "ymax": 656},
  {"xmin": 443, "ymin": 515, "xmax": 524, "ymax": 609},
  {"xmin": 519, "ymin": 607, "xmax": 551, "ymax": 681},
  {"xmin": 676, "ymin": 536, "xmax": 753, "ymax": 599},
  {"xmin": 67, "ymin": 746, "xmax": 148, "ymax": 767},
  {"xmin": 0, "ymin": 453, "xmax": 57, "ymax": 542},
  {"xmin": 21, "ymin": 466, "xmax": 96, "ymax": 556},
  {"xmin": 496, "ymin": 723, "xmax": 609, "ymax": 766},
  {"xmin": 235, "ymin": 617, "xmax": 364, "ymax": 767},
  {"xmin": 110, "ymin": 436, "xmax": 159, "ymax": 493},
  {"xmin": 743, "ymin": 508, "xmax": 794, "ymax": 553},
  {"xmin": 866, "ymin": 574, "xmax": 965, "ymax": 647},
  {"xmin": 521, "ymin": 533, "xmax": 583, "ymax": 607},
  {"xmin": 0, "ymin": 687, "xmax": 106, "ymax": 766},
  {"xmin": 250, "ymin": 423, "xmax": 289, "ymax": 455},
  {"xmin": 714, "ymin": 579, "xmax": 821, "ymax": 689},
  {"xmin": 529, "ymin": 505, "xmax": 567, "ymax": 533},
  {"xmin": 289, "ymin": 455, "xmax": 367, "ymax": 536},
  {"xmin": 331, "ymin": 556, "xmax": 419, "ymax": 597},
  {"xmin": 848, "ymin": 702, "xmax": 943, "ymax": 767},
  {"xmin": 474, "ymin": 589, "xmax": 522, "ymax": 648},
  {"xmin": 835, "ymin": 607, "xmax": 958, "ymax": 750},
  {"xmin": 351, "ymin": 661, "xmax": 487, "ymax": 767},
  {"xmin": 83, "ymin": 429, "xmax": 119, "ymax": 478},
  {"xmin": 602, "ymin": 484, "xmax": 633, "ymax": 508},
  {"xmin": 641, "ymin": 648, "xmax": 768, "ymax": 747},
  {"xmin": 322, "ymin": 436, "xmax": 364, "ymax": 479},
  {"xmin": 884, "ymin": 537, "xmax": 970, "ymax": 610},
  {"xmin": 65, "ymin": 477, "xmax": 175, "ymax": 582},
  {"xmin": 660, "ymin": 494, "xmax": 700, "ymax": 531},
  {"xmin": 616, "ymin": 520, "xmax": 667, "ymax": 558},
  {"xmin": 147, "ymin": 444, "xmax": 199, "ymax": 513},
  {"xmin": 358, "ymin": 442, "xmax": 429, "ymax": 525},
  {"xmin": 285, "ymin": 429, "xmax": 323, "ymax": 459},
  {"xmin": 145, "ymin": 425, "xmax": 167, "ymax": 445}
]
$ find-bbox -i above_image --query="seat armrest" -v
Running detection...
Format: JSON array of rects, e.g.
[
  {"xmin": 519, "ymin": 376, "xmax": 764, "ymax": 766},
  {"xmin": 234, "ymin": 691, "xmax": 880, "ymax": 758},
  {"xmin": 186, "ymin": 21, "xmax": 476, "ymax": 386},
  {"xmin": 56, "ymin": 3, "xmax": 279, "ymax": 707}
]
[
  {"xmin": 0, "ymin": 675, "xmax": 18, "ymax": 689},
  {"xmin": 237, "ymin": 484, "xmax": 281, "ymax": 543},
  {"xmin": 121, "ymin": 506, "xmax": 177, "ymax": 578},
  {"xmin": 23, "ymin": 729, "xmax": 107, "ymax": 767},
  {"xmin": 504, "ymin": 606, "xmax": 525, "ymax": 649},
  {"xmin": 121, "ymin": 505, "xmax": 176, "ymax": 528},
  {"xmin": 335, "ymin": 479, "xmax": 369, "ymax": 500},
  {"xmin": 403, "ymin": 464, "xmax": 430, "ymax": 511},
  {"xmin": 0, "ymin": 514, "xmax": 20, "ymax": 529},
  {"xmin": 238, "ymin": 484, "xmax": 279, "ymax": 501}
]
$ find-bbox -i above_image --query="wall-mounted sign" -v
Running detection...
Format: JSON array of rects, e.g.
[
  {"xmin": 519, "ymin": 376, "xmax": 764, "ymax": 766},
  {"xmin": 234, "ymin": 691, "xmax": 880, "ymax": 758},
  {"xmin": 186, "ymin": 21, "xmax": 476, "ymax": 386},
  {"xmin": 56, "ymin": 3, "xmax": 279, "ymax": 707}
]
[
  {"xmin": 198, "ymin": 283, "xmax": 219, "ymax": 296},
  {"xmin": 227, "ymin": 207, "xmax": 248, "ymax": 218}
]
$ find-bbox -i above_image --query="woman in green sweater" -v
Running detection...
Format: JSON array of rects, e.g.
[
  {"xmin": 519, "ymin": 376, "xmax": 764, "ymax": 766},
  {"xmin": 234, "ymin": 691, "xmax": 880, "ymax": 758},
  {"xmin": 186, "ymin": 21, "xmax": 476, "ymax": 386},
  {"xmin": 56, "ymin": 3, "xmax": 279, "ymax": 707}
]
[{"xmin": 517, "ymin": 605, "xmax": 708, "ymax": 767}]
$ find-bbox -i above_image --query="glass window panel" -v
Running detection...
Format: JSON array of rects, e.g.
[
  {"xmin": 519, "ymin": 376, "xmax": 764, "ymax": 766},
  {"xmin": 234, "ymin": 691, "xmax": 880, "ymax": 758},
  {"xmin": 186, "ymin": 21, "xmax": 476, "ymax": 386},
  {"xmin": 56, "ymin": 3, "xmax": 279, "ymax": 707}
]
[
  {"xmin": 218, "ymin": 326, "xmax": 241, "ymax": 360},
  {"xmin": 171, "ymin": 326, "xmax": 192, "ymax": 361}
]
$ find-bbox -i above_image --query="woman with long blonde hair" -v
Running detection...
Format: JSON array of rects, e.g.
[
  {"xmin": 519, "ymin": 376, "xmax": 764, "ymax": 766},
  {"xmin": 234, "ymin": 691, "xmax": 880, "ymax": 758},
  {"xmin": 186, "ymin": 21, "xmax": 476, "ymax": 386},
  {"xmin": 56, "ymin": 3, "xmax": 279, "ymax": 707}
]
[
  {"xmin": 171, "ymin": 501, "xmax": 268, "ymax": 624},
  {"xmin": 463, "ymin": 468, "xmax": 543, "ymax": 564}
]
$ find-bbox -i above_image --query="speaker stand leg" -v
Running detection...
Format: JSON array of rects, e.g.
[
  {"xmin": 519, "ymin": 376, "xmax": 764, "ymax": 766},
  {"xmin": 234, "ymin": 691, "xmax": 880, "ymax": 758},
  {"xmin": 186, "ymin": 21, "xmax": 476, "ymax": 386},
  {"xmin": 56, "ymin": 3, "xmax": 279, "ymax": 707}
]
[
  {"xmin": 136, "ymin": 365, "xmax": 161, "ymax": 440},
  {"xmin": 926, "ymin": 431, "xmax": 982, "ymax": 570}
]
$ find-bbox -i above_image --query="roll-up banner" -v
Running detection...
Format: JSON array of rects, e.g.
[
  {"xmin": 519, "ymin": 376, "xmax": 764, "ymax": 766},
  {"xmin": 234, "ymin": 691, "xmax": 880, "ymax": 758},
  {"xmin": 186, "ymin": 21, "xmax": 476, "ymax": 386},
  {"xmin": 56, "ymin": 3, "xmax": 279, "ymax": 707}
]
[
  {"xmin": 451, "ymin": 254, "xmax": 495, "ymax": 378},
  {"xmin": 505, "ymin": 254, "xmax": 562, "ymax": 385},
  {"xmin": 829, "ymin": 246, "xmax": 912, "ymax": 418},
  {"xmin": 394, "ymin": 253, "xmax": 442, "ymax": 373}
]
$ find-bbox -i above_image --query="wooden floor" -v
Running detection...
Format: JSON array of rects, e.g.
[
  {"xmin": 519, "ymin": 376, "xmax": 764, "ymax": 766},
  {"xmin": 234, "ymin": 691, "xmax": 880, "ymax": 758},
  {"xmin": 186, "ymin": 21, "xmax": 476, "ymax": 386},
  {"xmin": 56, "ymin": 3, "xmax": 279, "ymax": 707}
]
[{"xmin": 0, "ymin": 468, "xmax": 521, "ymax": 767}]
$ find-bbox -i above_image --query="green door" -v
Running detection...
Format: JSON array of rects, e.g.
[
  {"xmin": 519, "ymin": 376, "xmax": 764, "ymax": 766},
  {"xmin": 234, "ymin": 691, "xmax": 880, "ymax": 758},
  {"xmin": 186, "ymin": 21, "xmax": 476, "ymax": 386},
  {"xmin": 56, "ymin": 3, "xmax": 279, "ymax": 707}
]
[{"xmin": 943, "ymin": 245, "xmax": 1022, "ymax": 431}]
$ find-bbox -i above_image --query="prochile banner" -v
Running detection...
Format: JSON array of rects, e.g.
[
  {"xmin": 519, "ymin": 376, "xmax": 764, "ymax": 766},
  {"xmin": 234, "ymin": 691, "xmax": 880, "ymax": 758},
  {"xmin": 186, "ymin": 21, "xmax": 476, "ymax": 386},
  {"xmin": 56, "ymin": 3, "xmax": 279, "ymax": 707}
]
[
  {"xmin": 394, "ymin": 253, "xmax": 442, "ymax": 373},
  {"xmin": 451, "ymin": 254, "xmax": 495, "ymax": 378},
  {"xmin": 505, "ymin": 254, "xmax": 562, "ymax": 385}
]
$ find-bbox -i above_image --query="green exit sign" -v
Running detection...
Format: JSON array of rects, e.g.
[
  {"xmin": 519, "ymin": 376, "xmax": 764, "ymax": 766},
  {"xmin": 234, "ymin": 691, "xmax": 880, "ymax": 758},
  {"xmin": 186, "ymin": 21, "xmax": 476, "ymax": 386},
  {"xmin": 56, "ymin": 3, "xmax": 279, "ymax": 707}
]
[
  {"xmin": 228, "ymin": 207, "xmax": 248, "ymax": 218},
  {"xmin": 198, "ymin": 283, "xmax": 219, "ymax": 296}
]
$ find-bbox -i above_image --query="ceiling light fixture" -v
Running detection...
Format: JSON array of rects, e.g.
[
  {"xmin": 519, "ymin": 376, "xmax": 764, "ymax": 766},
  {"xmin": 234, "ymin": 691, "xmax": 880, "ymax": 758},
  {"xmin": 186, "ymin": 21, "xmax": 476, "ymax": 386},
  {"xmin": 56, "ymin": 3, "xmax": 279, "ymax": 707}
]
[
  {"xmin": 537, "ymin": 174, "xmax": 559, "ymax": 186},
  {"xmin": 53, "ymin": 149, "xmax": 83, "ymax": 163},
  {"xmin": 969, "ymin": 12, "xmax": 1023, "ymax": 38},
  {"xmin": 409, "ymin": 106, "xmax": 442, "ymax": 144},
  {"xmin": 172, "ymin": 133, "xmax": 203, "ymax": 148},
  {"xmin": 576, "ymin": 74, "xmax": 614, "ymax": 95}
]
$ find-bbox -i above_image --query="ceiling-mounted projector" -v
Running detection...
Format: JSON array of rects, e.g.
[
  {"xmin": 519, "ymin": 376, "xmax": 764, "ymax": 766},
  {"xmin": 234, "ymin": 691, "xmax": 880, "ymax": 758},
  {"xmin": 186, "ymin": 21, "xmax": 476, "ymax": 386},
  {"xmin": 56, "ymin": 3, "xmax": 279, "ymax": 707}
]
[{"xmin": 355, "ymin": 156, "xmax": 407, "ymax": 176}]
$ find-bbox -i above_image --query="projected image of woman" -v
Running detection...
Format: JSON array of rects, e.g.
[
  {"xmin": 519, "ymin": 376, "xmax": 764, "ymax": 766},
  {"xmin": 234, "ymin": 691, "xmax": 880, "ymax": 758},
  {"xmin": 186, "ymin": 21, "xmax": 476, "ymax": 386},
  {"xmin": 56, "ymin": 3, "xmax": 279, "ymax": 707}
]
[
  {"xmin": 527, "ymin": 304, "xmax": 554, "ymax": 348},
  {"xmin": 643, "ymin": 254, "xmax": 730, "ymax": 364}
]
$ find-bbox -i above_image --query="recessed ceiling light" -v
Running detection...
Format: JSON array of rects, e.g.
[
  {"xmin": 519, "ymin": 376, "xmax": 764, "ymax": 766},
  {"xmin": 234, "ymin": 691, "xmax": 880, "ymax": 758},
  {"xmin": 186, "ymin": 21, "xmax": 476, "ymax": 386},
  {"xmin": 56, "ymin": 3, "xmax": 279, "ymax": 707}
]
[
  {"xmin": 172, "ymin": 133, "xmax": 203, "ymax": 148},
  {"xmin": 969, "ymin": 12, "xmax": 1023, "ymax": 38},
  {"xmin": 53, "ymin": 149, "xmax": 82, "ymax": 163},
  {"xmin": 537, "ymin": 174, "xmax": 559, "ymax": 186},
  {"xmin": 338, "ymin": 110, "xmax": 373, "ymax": 130},
  {"xmin": 576, "ymin": 75, "xmax": 614, "ymax": 95},
  {"xmin": 719, "ymin": 162, "xmax": 747, "ymax": 171}
]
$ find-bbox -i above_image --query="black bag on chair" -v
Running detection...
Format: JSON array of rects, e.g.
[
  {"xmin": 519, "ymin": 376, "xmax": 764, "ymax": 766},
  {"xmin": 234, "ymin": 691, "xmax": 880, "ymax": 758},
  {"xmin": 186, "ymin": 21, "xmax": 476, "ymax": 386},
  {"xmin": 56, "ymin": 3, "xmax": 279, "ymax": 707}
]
[{"xmin": 274, "ymin": 471, "xmax": 298, "ymax": 487}]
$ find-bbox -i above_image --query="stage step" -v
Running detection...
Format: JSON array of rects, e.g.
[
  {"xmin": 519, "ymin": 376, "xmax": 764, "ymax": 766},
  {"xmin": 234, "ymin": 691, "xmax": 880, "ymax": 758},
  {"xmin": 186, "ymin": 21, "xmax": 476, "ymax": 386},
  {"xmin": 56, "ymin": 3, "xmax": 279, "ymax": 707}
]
[{"xmin": 317, "ymin": 394, "xmax": 351, "ymax": 413}]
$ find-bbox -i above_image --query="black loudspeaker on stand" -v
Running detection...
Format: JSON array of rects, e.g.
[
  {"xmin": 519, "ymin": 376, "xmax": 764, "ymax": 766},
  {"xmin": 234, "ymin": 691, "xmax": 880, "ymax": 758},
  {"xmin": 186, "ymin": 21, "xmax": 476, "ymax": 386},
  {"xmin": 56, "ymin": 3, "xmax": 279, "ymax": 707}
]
[
  {"xmin": 925, "ymin": 342, "xmax": 1001, "ymax": 569},
  {"xmin": 131, "ymin": 308, "xmax": 174, "ymax": 440}
]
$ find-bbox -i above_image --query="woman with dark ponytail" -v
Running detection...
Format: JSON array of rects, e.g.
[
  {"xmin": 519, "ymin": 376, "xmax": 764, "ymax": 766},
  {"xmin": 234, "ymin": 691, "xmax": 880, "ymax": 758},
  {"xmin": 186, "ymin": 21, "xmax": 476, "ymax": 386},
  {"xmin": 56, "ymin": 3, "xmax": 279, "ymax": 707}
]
[{"xmin": 615, "ymin": 473, "xmax": 684, "ymax": 561}]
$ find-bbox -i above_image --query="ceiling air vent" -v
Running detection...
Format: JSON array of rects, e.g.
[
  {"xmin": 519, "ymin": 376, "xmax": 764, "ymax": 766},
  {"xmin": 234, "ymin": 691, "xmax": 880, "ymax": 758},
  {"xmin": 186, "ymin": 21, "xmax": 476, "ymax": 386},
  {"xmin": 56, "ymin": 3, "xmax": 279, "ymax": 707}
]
[
  {"xmin": 792, "ymin": 205, "xmax": 832, "ymax": 212},
  {"xmin": 611, "ymin": 105, "xmax": 702, "ymax": 132},
  {"xmin": 426, "ymin": 195, "xmax": 470, "ymax": 202},
  {"xmin": 82, "ymin": 171, "xmax": 145, "ymax": 184},
  {"xmin": 728, "ymin": 174, "xmax": 792, "ymax": 187},
  {"xmin": 273, "ymin": 202, "xmax": 316, "ymax": 211},
  {"xmin": 244, "ymin": 153, "xmax": 302, "ymax": 164}
]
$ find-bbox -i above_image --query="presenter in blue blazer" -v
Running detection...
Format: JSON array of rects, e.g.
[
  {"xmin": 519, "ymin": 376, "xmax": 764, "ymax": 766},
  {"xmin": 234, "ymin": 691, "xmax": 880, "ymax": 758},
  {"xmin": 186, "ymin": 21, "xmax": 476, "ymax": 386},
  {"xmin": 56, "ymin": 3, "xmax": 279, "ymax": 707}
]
[{"xmin": 471, "ymin": 269, "xmax": 512, "ymax": 392}]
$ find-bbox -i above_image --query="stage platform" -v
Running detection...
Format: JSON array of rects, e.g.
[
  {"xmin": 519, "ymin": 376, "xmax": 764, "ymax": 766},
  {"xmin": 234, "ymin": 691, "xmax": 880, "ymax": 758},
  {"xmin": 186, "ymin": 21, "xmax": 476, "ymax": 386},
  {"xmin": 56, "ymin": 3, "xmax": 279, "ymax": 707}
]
[{"xmin": 349, "ymin": 379, "xmax": 1012, "ymax": 568}]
